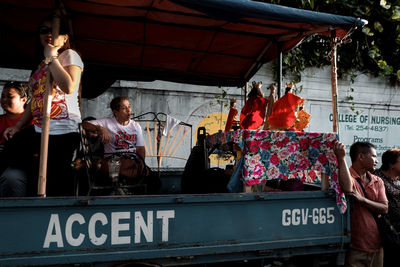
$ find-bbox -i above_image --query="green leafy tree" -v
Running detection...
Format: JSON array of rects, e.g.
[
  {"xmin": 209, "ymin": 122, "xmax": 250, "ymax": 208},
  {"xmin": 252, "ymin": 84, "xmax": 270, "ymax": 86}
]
[{"xmin": 263, "ymin": 0, "xmax": 400, "ymax": 86}]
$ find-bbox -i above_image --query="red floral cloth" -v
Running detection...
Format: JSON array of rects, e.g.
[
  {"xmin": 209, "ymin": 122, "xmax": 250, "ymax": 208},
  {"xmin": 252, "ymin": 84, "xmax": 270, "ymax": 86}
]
[{"xmin": 206, "ymin": 129, "xmax": 347, "ymax": 214}]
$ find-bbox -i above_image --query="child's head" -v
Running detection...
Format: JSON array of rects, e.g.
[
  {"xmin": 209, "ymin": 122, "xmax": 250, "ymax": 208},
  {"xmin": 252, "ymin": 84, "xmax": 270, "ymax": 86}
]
[{"xmin": 1, "ymin": 81, "xmax": 28, "ymax": 114}]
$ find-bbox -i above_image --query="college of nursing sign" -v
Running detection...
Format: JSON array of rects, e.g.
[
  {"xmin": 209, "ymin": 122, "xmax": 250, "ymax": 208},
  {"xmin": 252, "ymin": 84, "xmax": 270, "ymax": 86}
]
[{"xmin": 308, "ymin": 104, "xmax": 400, "ymax": 159}]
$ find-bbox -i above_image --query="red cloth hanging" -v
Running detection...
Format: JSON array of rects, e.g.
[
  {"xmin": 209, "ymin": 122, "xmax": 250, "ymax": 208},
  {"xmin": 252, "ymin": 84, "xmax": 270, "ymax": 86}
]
[
  {"xmin": 267, "ymin": 92, "xmax": 304, "ymax": 129},
  {"xmin": 240, "ymin": 96, "xmax": 267, "ymax": 129}
]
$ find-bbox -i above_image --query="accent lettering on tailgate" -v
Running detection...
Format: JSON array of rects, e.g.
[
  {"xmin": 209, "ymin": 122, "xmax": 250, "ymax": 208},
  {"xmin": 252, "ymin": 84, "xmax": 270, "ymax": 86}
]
[
  {"xmin": 282, "ymin": 207, "xmax": 335, "ymax": 226},
  {"xmin": 43, "ymin": 210, "xmax": 175, "ymax": 248}
]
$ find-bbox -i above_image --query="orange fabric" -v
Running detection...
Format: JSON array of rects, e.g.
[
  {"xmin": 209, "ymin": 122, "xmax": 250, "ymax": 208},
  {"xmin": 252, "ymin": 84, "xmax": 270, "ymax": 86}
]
[
  {"xmin": 293, "ymin": 109, "xmax": 310, "ymax": 131},
  {"xmin": 224, "ymin": 107, "xmax": 238, "ymax": 132},
  {"xmin": 267, "ymin": 92, "xmax": 304, "ymax": 129},
  {"xmin": 240, "ymin": 96, "xmax": 267, "ymax": 129},
  {"xmin": 349, "ymin": 167, "xmax": 388, "ymax": 252}
]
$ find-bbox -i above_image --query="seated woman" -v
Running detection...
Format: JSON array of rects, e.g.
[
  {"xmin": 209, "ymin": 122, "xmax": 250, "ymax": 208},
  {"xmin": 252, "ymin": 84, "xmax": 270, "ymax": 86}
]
[
  {"xmin": 0, "ymin": 82, "xmax": 34, "ymax": 197},
  {"xmin": 82, "ymin": 96, "xmax": 160, "ymax": 194}
]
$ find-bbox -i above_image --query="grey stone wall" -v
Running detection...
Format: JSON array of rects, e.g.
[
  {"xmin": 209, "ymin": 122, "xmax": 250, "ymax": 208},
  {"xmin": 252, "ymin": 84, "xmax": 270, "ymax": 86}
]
[{"xmin": 1, "ymin": 63, "xmax": 399, "ymax": 169}]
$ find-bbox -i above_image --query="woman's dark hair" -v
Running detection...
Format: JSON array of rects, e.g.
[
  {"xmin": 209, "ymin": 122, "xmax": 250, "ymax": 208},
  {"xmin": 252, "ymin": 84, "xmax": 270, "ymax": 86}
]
[
  {"xmin": 110, "ymin": 96, "xmax": 129, "ymax": 112},
  {"xmin": 2, "ymin": 81, "xmax": 28, "ymax": 98},
  {"xmin": 39, "ymin": 15, "xmax": 72, "ymax": 52},
  {"xmin": 349, "ymin": 142, "xmax": 376, "ymax": 163},
  {"xmin": 381, "ymin": 149, "xmax": 400, "ymax": 171},
  {"xmin": 82, "ymin": 116, "xmax": 96, "ymax": 122},
  {"xmin": 32, "ymin": 14, "xmax": 81, "ymax": 73},
  {"xmin": 40, "ymin": 15, "xmax": 70, "ymax": 34}
]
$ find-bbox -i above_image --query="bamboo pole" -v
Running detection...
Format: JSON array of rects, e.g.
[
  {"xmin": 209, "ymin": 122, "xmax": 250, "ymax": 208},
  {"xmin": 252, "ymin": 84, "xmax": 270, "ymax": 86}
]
[
  {"xmin": 153, "ymin": 121, "xmax": 158, "ymax": 156},
  {"xmin": 146, "ymin": 121, "xmax": 152, "ymax": 156},
  {"xmin": 169, "ymin": 128, "xmax": 190, "ymax": 157},
  {"xmin": 166, "ymin": 125, "xmax": 182, "ymax": 156},
  {"xmin": 330, "ymin": 34, "xmax": 339, "ymax": 133},
  {"xmin": 161, "ymin": 127, "xmax": 173, "ymax": 156},
  {"xmin": 37, "ymin": 14, "xmax": 60, "ymax": 197}
]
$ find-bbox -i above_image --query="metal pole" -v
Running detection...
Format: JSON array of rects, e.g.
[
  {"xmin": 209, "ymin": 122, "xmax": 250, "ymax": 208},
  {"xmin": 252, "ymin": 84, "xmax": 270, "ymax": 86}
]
[{"xmin": 330, "ymin": 33, "xmax": 340, "ymax": 133}]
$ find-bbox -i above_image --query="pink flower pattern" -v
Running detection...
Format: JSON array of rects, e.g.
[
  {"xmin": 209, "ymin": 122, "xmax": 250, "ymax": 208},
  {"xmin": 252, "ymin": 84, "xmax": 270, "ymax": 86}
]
[{"xmin": 207, "ymin": 130, "xmax": 347, "ymax": 214}]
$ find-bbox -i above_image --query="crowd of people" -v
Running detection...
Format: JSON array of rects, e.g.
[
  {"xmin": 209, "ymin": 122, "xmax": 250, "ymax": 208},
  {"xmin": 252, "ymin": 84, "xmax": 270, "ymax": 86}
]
[
  {"xmin": 0, "ymin": 15, "xmax": 154, "ymax": 197},
  {"xmin": 334, "ymin": 141, "xmax": 400, "ymax": 267},
  {"xmin": 230, "ymin": 79, "xmax": 400, "ymax": 267}
]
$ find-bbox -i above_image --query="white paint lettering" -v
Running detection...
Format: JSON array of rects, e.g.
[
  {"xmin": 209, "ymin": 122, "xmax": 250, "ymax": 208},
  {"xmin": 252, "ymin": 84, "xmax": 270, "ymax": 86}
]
[
  {"xmin": 89, "ymin": 212, "xmax": 108, "ymax": 246},
  {"xmin": 282, "ymin": 209, "xmax": 290, "ymax": 226},
  {"xmin": 291, "ymin": 209, "xmax": 301, "ymax": 225},
  {"xmin": 327, "ymin": 207, "xmax": 335, "ymax": 223},
  {"xmin": 312, "ymin": 208, "xmax": 319, "ymax": 224},
  {"xmin": 319, "ymin": 208, "xmax": 326, "ymax": 224},
  {"xmin": 157, "ymin": 210, "xmax": 175, "ymax": 242},
  {"xmin": 134, "ymin": 211, "xmax": 153, "ymax": 243},
  {"xmin": 43, "ymin": 214, "xmax": 64, "ymax": 248},
  {"xmin": 111, "ymin": 212, "xmax": 130, "ymax": 245},
  {"xmin": 65, "ymin": 213, "xmax": 85, "ymax": 247},
  {"xmin": 282, "ymin": 207, "xmax": 336, "ymax": 226},
  {"xmin": 301, "ymin": 208, "xmax": 309, "ymax": 225}
]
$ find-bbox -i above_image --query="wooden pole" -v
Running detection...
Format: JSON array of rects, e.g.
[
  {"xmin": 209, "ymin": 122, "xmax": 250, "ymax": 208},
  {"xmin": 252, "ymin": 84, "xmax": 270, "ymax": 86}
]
[
  {"xmin": 170, "ymin": 128, "xmax": 190, "ymax": 157},
  {"xmin": 37, "ymin": 13, "xmax": 60, "ymax": 197},
  {"xmin": 146, "ymin": 121, "xmax": 153, "ymax": 156},
  {"xmin": 162, "ymin": 128, "xmax": 173, "ymax": 156},
  {"xmin": 330, "ymin": 33, "xmax": 339, "ymax": 133},
  {"xmin": 166, "ymin": 125, "xmax": 182, "ymax": 156},
  {"xmin": 153, "ymin": 121, "xmax": 158, "ymax": 157}
]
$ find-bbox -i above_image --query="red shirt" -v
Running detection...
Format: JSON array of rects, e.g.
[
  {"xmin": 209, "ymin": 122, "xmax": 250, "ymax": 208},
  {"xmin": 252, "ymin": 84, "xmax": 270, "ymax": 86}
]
[
  {"xmin": 349, "ymin": 167, "xmax": 388, "ymax": 252},
  {"xmin": 0, "ymin": 114, "xmax": 23, "ymax": 144},
  {"xmin": 0, "ymin": 113, "xmax": 32, "ymax": 144}
]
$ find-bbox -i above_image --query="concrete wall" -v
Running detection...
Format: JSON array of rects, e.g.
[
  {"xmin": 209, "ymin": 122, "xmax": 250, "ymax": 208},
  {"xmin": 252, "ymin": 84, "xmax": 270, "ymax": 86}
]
[{"xmin": 1, "ymin": 63, "xmax": 399, "ymax": 168}]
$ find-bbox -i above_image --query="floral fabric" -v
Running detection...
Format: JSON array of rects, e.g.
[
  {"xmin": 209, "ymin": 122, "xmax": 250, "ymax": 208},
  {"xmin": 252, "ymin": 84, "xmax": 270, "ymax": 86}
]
[{"xmin": 207, "ymin": 129, "xmax": 347, "ymax": 214}]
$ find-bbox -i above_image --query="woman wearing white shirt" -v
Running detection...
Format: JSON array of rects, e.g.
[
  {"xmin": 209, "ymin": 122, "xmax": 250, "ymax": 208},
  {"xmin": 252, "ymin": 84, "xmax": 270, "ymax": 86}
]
[{"xmin": 3, "ymin": 16, "xmax": 84, "ymax": 196}]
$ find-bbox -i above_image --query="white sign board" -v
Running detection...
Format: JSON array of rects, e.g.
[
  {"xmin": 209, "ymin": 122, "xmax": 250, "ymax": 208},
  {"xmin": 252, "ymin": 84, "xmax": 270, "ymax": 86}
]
[{"xmin": 308, "ymin": 102, "xmax": 400, "ymax": 163}]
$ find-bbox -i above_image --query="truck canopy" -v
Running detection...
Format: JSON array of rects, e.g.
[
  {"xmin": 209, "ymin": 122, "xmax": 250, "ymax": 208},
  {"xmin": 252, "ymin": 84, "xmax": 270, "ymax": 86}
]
[{"xmin": 0, "ymin": 0, "xmax": 366, "ymax": 98}]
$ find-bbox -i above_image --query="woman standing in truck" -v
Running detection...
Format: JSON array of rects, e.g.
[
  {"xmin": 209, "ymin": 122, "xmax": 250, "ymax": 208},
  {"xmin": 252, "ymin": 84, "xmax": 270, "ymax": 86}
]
[{"xmin": 3, "ymin": 16, "xmax": 84, "ymax": 196}]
